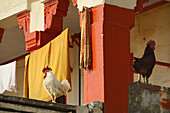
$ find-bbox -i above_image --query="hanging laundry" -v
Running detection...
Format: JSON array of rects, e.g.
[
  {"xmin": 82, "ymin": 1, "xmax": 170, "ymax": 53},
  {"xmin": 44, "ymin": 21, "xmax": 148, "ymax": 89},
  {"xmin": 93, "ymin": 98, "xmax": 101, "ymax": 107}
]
[
  {"xmin": 24, "ymin": 28, "xmax": 72, "ymax": 101},
  {"xmin": 0, "ymin": 61, "xmax": 17, "ymax": 94},
  {"xmin": 80, "ymin": 7, "xmax": 91, "ymax": 69}
]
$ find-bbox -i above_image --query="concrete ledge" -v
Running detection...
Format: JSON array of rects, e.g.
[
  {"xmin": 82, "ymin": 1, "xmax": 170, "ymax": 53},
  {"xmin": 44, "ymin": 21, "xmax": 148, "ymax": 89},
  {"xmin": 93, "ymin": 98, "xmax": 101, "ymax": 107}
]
[
  {"xmin": 129, "ymin": 82, "xmax": 160, "ymax": 113},
  {"xmin": 137, "ymin": 82, "xmax": 161, "ymax": 91},
  {"xmin": 129, "ymin": 82, "xmax": 170, "ymax": 113},
  {"xmin": 0, "ymin": 94, "xmax": 76, "ymax": 112}
]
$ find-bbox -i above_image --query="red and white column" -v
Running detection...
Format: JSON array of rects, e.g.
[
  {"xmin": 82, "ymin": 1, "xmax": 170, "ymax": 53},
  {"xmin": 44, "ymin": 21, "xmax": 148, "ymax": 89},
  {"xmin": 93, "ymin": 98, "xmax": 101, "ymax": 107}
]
[{"xmin": 74, "ymin": 1, "xmax": 135, "ymax": 112}]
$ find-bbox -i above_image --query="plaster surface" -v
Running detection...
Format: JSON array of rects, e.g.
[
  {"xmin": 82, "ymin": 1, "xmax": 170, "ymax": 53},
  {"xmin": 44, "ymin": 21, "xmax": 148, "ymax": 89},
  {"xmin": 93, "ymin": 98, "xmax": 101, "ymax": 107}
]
[
  {"xmin": 77, "ymin": 0, "xmax": 137, "ymax": 11},
  {"xmin": 130, "ymin": 3, "xmax": 170, "ymax": 87}
]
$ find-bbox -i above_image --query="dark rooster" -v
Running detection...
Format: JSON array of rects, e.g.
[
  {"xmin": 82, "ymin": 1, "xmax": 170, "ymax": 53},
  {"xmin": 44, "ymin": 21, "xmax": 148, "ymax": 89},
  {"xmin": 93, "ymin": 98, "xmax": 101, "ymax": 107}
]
[{"xmin": 133, "ymin": 40, "xmax": 156, "ymax": 83}]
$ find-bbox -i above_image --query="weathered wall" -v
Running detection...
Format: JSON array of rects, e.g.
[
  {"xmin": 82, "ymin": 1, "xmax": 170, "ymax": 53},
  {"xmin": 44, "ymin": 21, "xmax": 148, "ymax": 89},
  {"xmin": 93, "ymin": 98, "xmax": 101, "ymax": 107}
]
[
  {"xmin": 129, "ymin": 82, "xmax": 170, "ymax": 113},
  {"xmin": 0, "ymin": 27, "xmax": 28, "ymax": 64},
  {"xmin": 129, "ymin": 83, "xmax": 160, "ymax": 113},
  {"xmin": 130, "ymin": 3, "xmax": 170, "ymax": 87}
]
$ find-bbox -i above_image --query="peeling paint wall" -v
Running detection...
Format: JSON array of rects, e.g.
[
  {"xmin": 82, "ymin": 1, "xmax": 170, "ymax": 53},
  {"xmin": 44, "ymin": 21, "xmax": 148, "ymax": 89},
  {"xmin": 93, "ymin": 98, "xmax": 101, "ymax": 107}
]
[
  {"xmin": 129, "ymin": 82, "xmax": 170, "ymax": 113},
  {"xmin": 130, "ymin": 3, "xmax": 170, "ymax": 87}
]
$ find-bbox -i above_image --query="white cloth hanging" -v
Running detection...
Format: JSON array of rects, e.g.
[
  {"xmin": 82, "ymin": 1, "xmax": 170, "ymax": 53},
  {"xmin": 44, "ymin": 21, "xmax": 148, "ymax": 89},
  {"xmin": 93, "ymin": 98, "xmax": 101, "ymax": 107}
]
[{"xmin": 0, "ymin": 61, "xmax": 17, "ymax": 94}]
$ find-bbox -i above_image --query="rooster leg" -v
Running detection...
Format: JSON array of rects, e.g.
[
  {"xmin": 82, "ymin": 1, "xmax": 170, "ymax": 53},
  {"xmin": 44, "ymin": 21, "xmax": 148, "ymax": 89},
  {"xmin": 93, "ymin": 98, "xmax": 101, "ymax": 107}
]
[
  {"xmin": 52, "ymin": 98, "xmax": 56, "ymax": 103},
  {"xmin": 143, "ymin": 77, "xmax": 146, "ymax": 83},
  {"xmin": 146, "ymin": 78, "xmax": 149, "ymax": 84},
  {"xmin": 51, "ymin": 95, "xmax": 56, "ymax": 103},
  {"xmin": 138, "ymin": 74, "xmax": 141, "ymax": 82}
]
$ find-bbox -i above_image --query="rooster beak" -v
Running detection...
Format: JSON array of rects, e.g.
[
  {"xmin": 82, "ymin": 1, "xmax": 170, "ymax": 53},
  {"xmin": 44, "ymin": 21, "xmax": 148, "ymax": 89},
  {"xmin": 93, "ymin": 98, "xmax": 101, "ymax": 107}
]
[
  {"xmin": 149, "ymin": 44, "xmax": 155, "ymax": 50},
  {"xmin": 151, "ymin": 45, "xmax": 155, "ymax": 50}
]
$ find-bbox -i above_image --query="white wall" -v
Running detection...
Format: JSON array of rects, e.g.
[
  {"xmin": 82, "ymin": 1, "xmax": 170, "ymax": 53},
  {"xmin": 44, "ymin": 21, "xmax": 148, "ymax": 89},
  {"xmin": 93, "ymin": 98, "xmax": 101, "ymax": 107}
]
[
  {"xmin": 0, "ymin": 0, "xmax": 49, "ymax": 30},
  {"xmin": 63, "ymin": 2, "xmax": 84, "ymax": 105},
  {"xmin": 130, "ymin": 3, "xmax": 170, "ymax": 87},
  {"xmin": 67, "ymin": 44, "xmax": 82, "ymax": 105},
  {"xmin": 0, "ymin": 0, "xmax": 28, "ymax": 20},
  {"xmin": 76, "ymin": 0, "xmax": 137, "ymax": 11},
  {"xmin": 0, "ymin": 26, "xmax": 28, "ymax": 64}
]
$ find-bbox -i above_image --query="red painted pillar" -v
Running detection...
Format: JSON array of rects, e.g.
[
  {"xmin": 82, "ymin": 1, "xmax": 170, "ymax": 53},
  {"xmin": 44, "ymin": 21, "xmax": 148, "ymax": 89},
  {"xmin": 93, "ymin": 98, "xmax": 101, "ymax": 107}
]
[
  {"xmin": 17, "ymin": 0, "xmax": 69, "ymax": 53},
  {"xmin": 84, "ymin": 4, "xmax": 135, "ymax": 113},
  {"xmin": 103, "ymin": 4, "xmax": 134, "ymax": 113},
  {"xmin": 83, "ymin": 5, "xmax": 105, "ymax": 103}
]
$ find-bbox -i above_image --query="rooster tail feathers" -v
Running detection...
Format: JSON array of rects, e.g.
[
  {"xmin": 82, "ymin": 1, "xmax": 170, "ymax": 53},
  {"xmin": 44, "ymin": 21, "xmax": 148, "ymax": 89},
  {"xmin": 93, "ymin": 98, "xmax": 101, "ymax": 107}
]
[
  {"xmin": 61, "ymin": 79, "xmax": 71, "ymax": 92},
  {"xmin": 61, "ymin": 79, "xmax": 69, "ymax": 85}
]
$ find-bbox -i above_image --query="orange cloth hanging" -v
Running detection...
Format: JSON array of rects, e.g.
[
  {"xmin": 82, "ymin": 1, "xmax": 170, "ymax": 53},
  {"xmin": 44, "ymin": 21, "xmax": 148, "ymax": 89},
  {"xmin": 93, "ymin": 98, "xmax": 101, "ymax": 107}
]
[{"xmin": 24, "ymin": 28, "xmax": 72, "ymax": 101}]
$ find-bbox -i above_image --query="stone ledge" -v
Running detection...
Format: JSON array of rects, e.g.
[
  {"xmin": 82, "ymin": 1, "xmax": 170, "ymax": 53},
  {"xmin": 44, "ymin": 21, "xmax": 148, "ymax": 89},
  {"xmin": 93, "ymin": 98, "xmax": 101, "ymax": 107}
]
[
  {"xmin": 135, "ymin": 82, "xmax": 170, "ymax": 92},
  {"xmin": 129, "ymin": 82, "xmax": 170, "ymax": 113},
  {"xmin": 83, "ymin": 101, "xmax": 104, "ymax": 113},
  {"xmin": 0, "ymin": 94, "xmax": 76, "ymax": 112},
  {"xmin": 137, "ymin": 82, "xmax": 161, "ymax": 91}
]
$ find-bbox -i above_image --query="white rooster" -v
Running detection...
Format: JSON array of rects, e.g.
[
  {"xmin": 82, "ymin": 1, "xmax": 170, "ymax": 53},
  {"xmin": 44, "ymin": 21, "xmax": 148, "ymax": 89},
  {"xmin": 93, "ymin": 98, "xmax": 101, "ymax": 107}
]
[{"xmin": 42, "ymin": 66, "xmax": 71, "ymax": 102}]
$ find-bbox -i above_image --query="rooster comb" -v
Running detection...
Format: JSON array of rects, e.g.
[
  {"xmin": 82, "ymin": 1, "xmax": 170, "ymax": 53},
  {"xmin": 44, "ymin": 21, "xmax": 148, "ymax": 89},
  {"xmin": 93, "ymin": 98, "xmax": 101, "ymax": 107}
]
[
  {"xmin": 147, "ymin": 40, "xmax": 156, "ymax": 45},
  {"xmin": 42, "ymin": 66, "xmax": 52, "ymax": 73}
]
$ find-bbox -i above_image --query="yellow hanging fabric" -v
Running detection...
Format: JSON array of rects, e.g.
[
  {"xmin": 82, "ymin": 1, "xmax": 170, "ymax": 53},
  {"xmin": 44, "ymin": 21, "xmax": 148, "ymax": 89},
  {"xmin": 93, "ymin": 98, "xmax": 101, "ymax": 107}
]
[{"xmin": 24, "ymin": 28, "xmax": 72, "ymax": 101}]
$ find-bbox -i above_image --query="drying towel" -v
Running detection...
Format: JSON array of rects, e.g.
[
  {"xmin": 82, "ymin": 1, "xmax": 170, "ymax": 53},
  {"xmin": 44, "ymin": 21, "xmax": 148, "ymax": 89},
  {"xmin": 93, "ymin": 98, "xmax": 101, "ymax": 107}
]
[
  {"xmin": 30, "ymin": 1, "xmax": 44, "ymax": 33},
  {"xmin": 24, "ymin": 28, "xmax": 72, "ymax": 101},
  {"xmin": 0, "ymin": 61, "xmax": 17, "ymax": 94},
  {"xmin": 80, "ymin": 7, "xmax": 91, "ymax": 69}
]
